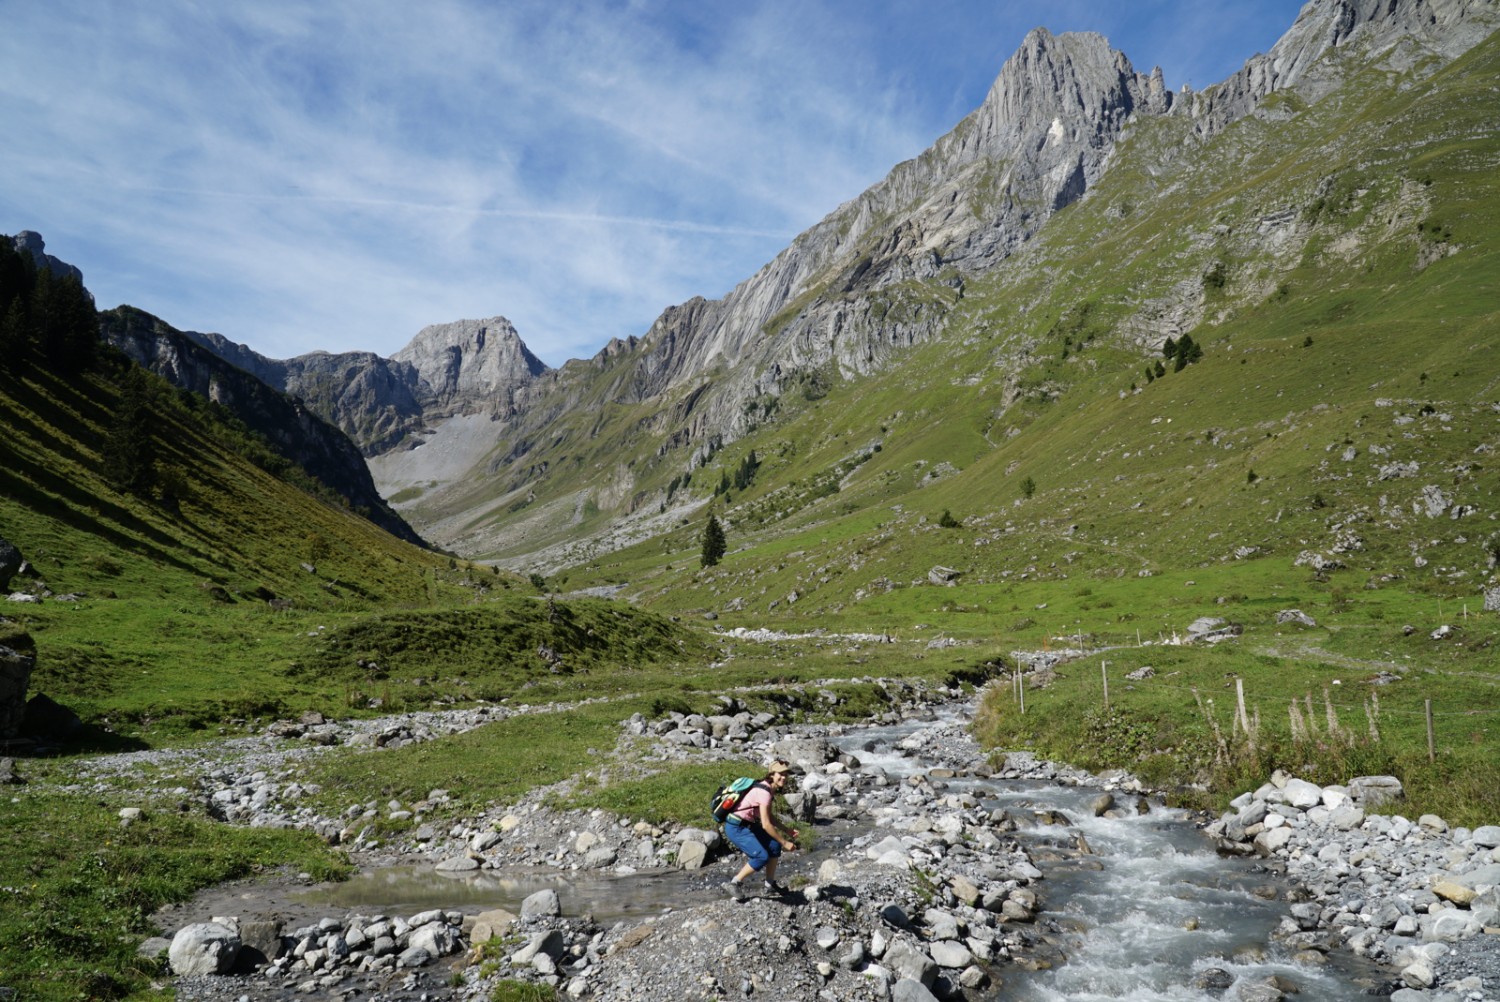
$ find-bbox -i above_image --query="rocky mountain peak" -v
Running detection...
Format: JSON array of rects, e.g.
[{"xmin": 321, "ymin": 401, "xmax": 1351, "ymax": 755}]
[
  {"xmin": 1183, "ymin": 0, "xmax": 1495, "ymax": 132},
  {"xmin": 392, "ymin": 316, "xmax": 550, "ymax": 411},
  {"xmin": 10, "ymin": 230, "xmax": 86, "ymax": 287},
  {"xmin": 973, "ymin": 28, "xmax": 1172, "ymax": 152}
]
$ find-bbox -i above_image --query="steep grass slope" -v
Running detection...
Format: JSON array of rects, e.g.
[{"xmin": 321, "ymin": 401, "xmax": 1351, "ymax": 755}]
[
  {"xmin": 0, "ymin": 354, "xmax": 534, "ymax": 732},
  {"xmin": 556, "ymin": 32, "xmax": 1499, "ymax": 617}
]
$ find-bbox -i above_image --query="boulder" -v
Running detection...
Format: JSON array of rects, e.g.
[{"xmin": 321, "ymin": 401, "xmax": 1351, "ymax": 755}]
[
  {"xmin": 0, "ymin": 539, "xmax": 21, "ymax": 591},
  {"xmin": 584, "ymin": 846, "xmax": 618, "ymax": 868},
  {"xmin": 407, "ymin": 922, "xmax": 458, "ymax": 957},
  {"xmin": 882, "ymin": 937, "xmax": 937, "ymax": 986},
  {"xmin": 1432, "ymin": 880, "xmax": 1476, "ymax": 907},
  {"xmin": 771, "ymin": 736, "xmax": 838, "ymax": 771},
  {"xmin": 1329, "ymin": 805, "xmax": 1366, "ymax": 831},
  {"xmin": 929, "ymin": 940, "xmax": 973, "ymax": 969},
  {"xmin": 1282, "ymin": 779, "xmax": 1323, "ymax": 809},
  {"xmin": 234, "ymin": 918, "xmax": 282, "ymax": 969},
  {"xmin": 1349, "ymin": 775, "xmax": 1405, "ymax": 808},
  {"xmin": 1423, "ymin": 909, "xmax": 1479, "ymax": 942},
  {"xmin": 1254, "ymin": 827, "xmax": 1293, "ymax": 855},
  {"xmin": 168, "ymin": 922, "xmax": 241, "ymax": 976},
  {"xmin": 927, "ymin": 566, "xmax": 961, "ymax": 586},
  {"xmin": 891, "ymin": 979, "xmax": 941, "ymax": 1002},
  {"xmin": 676, "ymin": 840, "xmax": 708, "ymax": 870},
  {"xmin": 513, "ymin": 930, "xmax": 564, "ymax": 966},
  {"xmin": 470, "ymin": 908, "xmax": 519, "ymax": 944},
  {"xmin": 520, "ymin": 888, "xmax": 561, "ymax": 920},
  {"xmin": 949, "ymin": 875, "xmax": 981, "ymax": 907},
  {"xmin": 1276, "ymin": 609, "xmax": 1317, "ymax": 627},
  {"xmin": 0, "ymin": 640, "xmax": 35, "ymax": 739}
]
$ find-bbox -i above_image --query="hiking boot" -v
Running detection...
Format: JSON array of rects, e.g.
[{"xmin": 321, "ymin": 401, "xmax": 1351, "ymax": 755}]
[
  {"xmin": 763, "ymin": 879, "xmax": 787, "ymax": 897},
  {"xmin": 724, "ymin": 880, "xmax": 745, "ymax": 901}
]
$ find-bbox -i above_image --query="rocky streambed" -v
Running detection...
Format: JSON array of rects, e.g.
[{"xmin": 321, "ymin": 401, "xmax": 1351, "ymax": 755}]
[{"xmin": 31, "ymin": 680, "xmax": 1500, "ymax": 1002}]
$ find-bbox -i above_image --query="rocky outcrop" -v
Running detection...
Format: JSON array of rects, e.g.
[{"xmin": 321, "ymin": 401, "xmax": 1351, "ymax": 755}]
[
  {"xmin": 1182, "ymin": 0, "xmax": 1498, "ymax": 135},
  {"xmin": 185, "ymin": 316, "xmax": 550, "ymax": 457},
  {"xmin": 0, "ymin": 624, "xmax": 36, "ymax": 740},
  {"xmin": 365, "ymin": 0, "xmax": 1497, "ymax": 560},
  {"xmin": 100, "ymin": 306, "xmax": 426, "ymax": 546},
  {"xmin": 0, "ymin": 538, "xmax": 22, "ymax": 592},
  {"xmin": 391, "ymin": 317, "xmax": 549, "ymax": 415},
  {"xmin": 10, "ymin": 230, "xmax": 86, "ymax": 286}
]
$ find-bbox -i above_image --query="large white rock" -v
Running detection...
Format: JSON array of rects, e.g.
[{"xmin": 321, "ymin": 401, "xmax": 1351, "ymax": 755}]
[
  {"xmin": 1283, "ymin": 778, "xmax": 1323, "ymax": 809},
  {"xmin": 891, "ymin": 977, "xmax": 941, "ymax": 1002},
  {"xmin": 676, "ymin": 840, "xmax": 708, "ymax": 870},
  {"xmin": 407, "ymin": 923, "xmax": 458, "ymax": 957},
  {"xmin": 1470, "ymin": 825, "xmax": 1500, "ymax": 849},
  {"xmin": 520, "ymin": 888, "xmax": 561, "ymax": 919},
  {"xmin": 882, "ymin": 938, "xmax": 936, "ymax": 986},
  {"xmin": 929, "ymin": 940, "xmax": 974, "ymax": 969},
  {"xmin": 169, "ymin": 922, "xmax": 241, "ymax": 975},
  {"xmin": 1423, "ymin": 909, "xmax": 1479, "ymax": 942},
  {"xmin": 1254, "ymin": 827, "xmax": 1294, "ymax": 855}
]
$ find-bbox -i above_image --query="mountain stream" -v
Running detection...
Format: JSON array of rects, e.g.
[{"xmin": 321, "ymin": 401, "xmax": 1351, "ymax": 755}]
[{"xmin": 293, "ymin": 710, "xmax": 1389, "ymax": 1000}]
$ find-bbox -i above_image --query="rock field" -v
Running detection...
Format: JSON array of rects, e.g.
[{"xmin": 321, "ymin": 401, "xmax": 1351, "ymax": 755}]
[{"xmin": 28, "ymin": 678, "xmax": 1500, "ymax": 1002}]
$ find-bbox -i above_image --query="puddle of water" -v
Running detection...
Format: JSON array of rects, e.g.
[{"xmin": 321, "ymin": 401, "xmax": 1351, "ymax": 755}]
[
  {"xmin": 295, "ymin": 820, "xmax": 876, "ymax": 923},
  {"xmin": 296, "ymin": 864, "xmax": 707, "ymax": 924}
]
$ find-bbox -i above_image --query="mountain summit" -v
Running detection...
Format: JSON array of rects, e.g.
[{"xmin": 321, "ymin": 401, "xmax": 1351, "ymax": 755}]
[{"xmin": 182, "ymin": 0, "xmax": 1499, "ymax": 574}]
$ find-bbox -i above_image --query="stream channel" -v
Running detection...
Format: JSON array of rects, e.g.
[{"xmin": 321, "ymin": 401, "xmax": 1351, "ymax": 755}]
[{"xmin": 294, "ymin": 710, "xmax": 1390, "ymax": 1000}]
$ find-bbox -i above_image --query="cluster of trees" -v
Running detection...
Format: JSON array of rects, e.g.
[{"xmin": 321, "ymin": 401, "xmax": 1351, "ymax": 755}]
[
  {"xmin": 714, "ymin": 449, "xmax": 761, "ymax": 498},
  {"xmin": 1143, "ymin": 333, "xmax": 1203, "ymax": 383},
  {"xmin": 0, "ymin": 240, "xmax": 98, "ymax": 377}
]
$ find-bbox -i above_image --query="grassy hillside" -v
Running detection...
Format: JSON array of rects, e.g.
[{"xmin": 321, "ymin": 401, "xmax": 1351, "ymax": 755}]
[
  {"xmin": 536, "ymin": 33, "xmax": 1500, "ymax": 819},
  {"xmin": 0, "ymin": 353, "xmax": 539, "ymax": 733}
]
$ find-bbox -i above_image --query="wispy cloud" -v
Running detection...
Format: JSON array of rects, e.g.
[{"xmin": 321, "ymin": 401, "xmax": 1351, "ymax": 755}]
[{"xmin": 0, "ymin": 0, "xmax": 1305, "ymax": 366}]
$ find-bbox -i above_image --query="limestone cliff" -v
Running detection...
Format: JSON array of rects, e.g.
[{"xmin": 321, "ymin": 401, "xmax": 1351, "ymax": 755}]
[{"xmin": 101, "ymin": 307, "xmax": 426, "ymax": 546}]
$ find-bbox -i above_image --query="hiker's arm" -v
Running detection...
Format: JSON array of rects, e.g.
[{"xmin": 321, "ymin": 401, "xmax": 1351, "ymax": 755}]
[{"xmin": 758, "ymin": 801, "xmax": 798, "ymax": 848}]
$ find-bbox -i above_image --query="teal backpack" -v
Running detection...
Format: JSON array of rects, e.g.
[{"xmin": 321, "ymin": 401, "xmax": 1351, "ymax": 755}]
[{"xmin": 710, "ymin": 776, "xmax": 757, "ymax": 824}]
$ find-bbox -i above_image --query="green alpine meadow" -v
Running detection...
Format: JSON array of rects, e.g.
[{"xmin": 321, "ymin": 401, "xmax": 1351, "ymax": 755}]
[{"xmin": 1, "ymin": 3, "xmax": 1497, "ymax": 999}]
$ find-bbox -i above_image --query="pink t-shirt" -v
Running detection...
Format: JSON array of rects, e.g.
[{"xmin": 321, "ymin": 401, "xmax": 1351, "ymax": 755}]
[{"xmin": 732, "ymin": 783, "xmax": 771, "ymax": 824}]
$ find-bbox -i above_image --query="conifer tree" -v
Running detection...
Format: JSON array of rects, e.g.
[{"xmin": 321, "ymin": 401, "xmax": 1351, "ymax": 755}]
[
  {"xmin": 700, "ymin": 514, "xmax": 726, "ymax": 568},
  {"xmin": 101, "ymin": 366, "xmax": 156, "ymax": 495}
]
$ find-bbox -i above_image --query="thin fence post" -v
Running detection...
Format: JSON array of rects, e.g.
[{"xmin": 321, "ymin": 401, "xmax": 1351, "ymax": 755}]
[
  {"xmin": 1102, "ymin": 661, "xmax": 1109, "ymax": 711},
  {"xmin": 1236, "ymin": 679, "xmax": 1249, "ymax": 735},
  {"xmin": 1019, "ymin": 670, "xmax": 1026, "ymax": 716},
  {"xmin": 1426, "ymin": 699, "xmax": 1435, "ymax": 764}
]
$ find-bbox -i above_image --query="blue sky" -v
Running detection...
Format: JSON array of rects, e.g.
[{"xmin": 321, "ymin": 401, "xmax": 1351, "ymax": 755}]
[{"xmin": 1, "ymin": 0, "xmax": 1307, "ymax": 367}]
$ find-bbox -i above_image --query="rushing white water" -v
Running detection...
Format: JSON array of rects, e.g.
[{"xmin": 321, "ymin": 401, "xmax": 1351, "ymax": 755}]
[{"xmin": 832, "ymin": 715, "xmax": 1386, "ymax": 1001}]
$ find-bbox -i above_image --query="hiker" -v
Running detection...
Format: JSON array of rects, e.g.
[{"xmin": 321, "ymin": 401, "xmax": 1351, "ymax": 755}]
[{"xmin": 724, "ymin": 759, "xmax": 800, "ymax": 899}]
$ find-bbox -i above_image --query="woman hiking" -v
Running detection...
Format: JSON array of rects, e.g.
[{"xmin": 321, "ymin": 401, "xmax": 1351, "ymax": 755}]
[{"xmin": 724, "ymin": 759, "xmax": 800, "ymax": 899}]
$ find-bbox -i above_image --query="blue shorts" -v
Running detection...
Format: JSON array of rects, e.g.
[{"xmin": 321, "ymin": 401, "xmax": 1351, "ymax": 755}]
[{"xmin": 725, "ymin": 819, "xmax": 782, "ymax": 871}]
